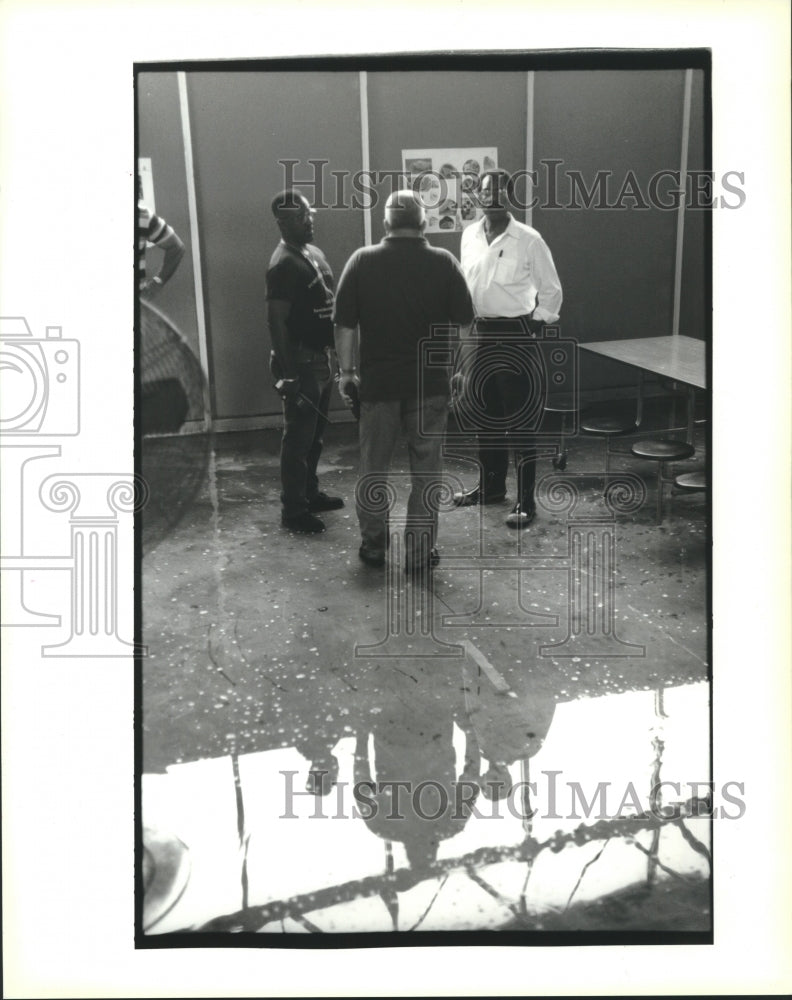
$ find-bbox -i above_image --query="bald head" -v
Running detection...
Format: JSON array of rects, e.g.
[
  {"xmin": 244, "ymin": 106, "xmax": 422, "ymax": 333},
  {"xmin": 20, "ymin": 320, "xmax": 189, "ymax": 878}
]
[{"xmin": 384, "ymin": 189, "xmax": 425, "ymax": 233}]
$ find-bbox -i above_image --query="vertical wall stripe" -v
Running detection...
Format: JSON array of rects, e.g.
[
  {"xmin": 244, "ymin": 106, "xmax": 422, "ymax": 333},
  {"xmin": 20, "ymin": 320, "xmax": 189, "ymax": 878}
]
[
  {"xmin": 178, "ymin": 71, "xmax": 213, "ymax": 427},
  {"xmin": 525, "ymin": 71, "xmax": 535, "ymax": 227},
  {"xmin": 672, "ymin": 69, "xmax": 693, "ymax": 338},
  {"xmin": 359, "ymin": 71, "xmax": 372, "ymax": 247}
]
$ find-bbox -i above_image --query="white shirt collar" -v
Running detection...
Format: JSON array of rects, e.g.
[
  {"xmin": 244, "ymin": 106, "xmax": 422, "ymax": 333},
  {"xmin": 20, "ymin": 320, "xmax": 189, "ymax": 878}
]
[{"xmin": 476, "ymin": 214, "xmax": 518, "ymax": 242}]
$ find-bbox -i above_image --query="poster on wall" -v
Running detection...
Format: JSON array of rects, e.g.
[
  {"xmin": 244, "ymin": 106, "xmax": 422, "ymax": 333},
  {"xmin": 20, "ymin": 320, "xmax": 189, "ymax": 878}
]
[
  {"xmin": 138, "ymin": 156, "xmax": 156, "ymax": 212},
  {"xmin": 402, "ymin": 146, "xmax": 497, "ymax": 233}
]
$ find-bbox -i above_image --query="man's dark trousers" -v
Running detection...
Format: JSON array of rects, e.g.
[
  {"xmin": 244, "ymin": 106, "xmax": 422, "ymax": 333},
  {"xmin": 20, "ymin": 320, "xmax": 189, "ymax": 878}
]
[
  {"xmin": 470, "ymin": 317, "xmax": 541, "ymax": 508},
  {"xmin": 275, "ymin": 351, "xmax": 332, "ymax": 518}
]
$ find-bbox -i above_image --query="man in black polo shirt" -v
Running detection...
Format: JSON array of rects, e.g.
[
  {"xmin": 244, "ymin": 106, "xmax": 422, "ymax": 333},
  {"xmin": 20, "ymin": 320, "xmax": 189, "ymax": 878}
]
[
  {"xmin": 267, "ymin": 189, "xmax": 344, "ymax": 533},
  {"xmin": 334, "ymin": 190, "xmax": 473, "ymax": 571}
]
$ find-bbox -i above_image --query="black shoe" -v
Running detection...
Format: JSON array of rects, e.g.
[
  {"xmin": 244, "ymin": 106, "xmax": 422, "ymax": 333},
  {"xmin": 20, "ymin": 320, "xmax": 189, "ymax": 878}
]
[
  {"xmin": 282, "ymin": 511, "xmax": 326, "ymax": 533},
  {"xmin": 452, "ymin": 484, "xmax": 507, "ymax": 507},
  {"xmin": 308, "ymin": 492, "xmax": 344, "ymax": 512},
  {"xmin": 405, "ymin": 548, "xmax": 440, "ymax": 574},
  {"xmin": 359, "ymin": 545, "xmax": 385, "ymax": 567},
  {"xmin": 506, "ymin": 501, "xmax": 536, "ymax": 529}
]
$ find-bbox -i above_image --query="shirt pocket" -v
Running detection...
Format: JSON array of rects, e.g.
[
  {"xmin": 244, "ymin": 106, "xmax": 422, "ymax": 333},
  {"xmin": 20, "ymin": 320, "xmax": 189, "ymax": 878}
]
[{"xmin": 492, "ymin": 255, "xmax": 518, "ymax": 285}]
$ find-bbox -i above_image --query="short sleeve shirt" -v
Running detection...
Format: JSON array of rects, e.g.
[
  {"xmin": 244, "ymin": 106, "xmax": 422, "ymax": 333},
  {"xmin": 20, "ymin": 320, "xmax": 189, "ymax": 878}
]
[
  {"xmin": 266, "ymin": 242, "xmax": 335, "ymax": 352},
  {"xmin": 333, "ymin": 236, "xmax": 474, "ymax": 401},
  {"xmin": 138, "ymin": 200, "xmax": 176, "ymax": 291},
  {"xmin": 460, "ymin": 216, "xmax": 562, "ymax": 324}
]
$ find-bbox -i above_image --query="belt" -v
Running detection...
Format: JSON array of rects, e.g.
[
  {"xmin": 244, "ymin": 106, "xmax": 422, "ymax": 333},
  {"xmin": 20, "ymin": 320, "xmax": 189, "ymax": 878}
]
[
  {"xmin": 295, "ymin": 345, "xmax": 330, "ymax": 362},
  {"xmin": 474, "ymin": 315, "xmax": 534, "ymax": 338},
  {"xmin": 474, "ymin": 314, "xmax": 531, "ymax": 328}
]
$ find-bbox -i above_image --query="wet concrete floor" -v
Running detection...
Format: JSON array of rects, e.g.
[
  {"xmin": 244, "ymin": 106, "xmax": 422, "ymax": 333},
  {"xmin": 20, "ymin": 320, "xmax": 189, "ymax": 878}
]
[{"xmin": 141, "ymin": 405, "xmax": 710, "ymax": 935}]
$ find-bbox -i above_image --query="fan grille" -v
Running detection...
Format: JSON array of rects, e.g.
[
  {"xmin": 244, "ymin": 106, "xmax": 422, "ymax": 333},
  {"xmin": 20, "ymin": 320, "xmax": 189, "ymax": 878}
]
[{"xmin": 139, "ymin": 301, "xmax": 211, "ymax": 555}]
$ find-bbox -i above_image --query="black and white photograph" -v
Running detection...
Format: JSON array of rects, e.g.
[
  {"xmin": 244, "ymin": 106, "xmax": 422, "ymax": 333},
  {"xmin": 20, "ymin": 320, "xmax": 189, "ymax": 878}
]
[
  {"xmin": 2, "ymin": 1, "xmax": 791, "ymax": 997},
  {"xmin": 139, "ymin": 56, "xmax": 716, "ymax": 941}
]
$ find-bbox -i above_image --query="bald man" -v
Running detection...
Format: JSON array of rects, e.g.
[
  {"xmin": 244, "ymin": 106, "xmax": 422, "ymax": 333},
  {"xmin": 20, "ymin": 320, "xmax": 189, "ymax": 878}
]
[{"xmin": 334, "ymin": 190, "xmax": 473, "ymax": 572}]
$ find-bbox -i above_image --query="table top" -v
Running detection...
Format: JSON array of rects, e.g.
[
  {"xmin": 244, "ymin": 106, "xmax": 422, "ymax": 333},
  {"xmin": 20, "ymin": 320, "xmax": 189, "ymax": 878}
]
[{"xmin": 579, "ymin": 335, "xmax": 706, "ymax": 389}]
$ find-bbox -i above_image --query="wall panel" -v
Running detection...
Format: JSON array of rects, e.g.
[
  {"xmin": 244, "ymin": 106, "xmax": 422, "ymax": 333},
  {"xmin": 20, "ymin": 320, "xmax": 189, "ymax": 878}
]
[
  {"xmin": 187, "ymin": 71, "xmax": 364, "ymax": 421},
  {"xmin": 679, "ymin": 70, "xmax": 707, "ymax": 342},
  {"xmin": 533, "ymin": 70, "xmax": 686, "ymax": 390},
  {"xmin": 137, "ymin": 72, "xmax": 199, "ymax": 360}
]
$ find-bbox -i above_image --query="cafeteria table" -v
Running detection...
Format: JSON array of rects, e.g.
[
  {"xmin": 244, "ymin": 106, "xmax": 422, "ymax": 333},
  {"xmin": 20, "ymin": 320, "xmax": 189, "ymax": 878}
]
[{"xmin": 579, "ymin": 335, "xmax": 707, "ymax": 444}]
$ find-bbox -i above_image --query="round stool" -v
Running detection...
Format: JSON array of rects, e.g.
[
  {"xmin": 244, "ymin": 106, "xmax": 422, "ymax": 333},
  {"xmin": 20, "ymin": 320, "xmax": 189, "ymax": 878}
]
[
  {"xmin": 631, "ymin": 439, "xmax": 695, "ymax": 522},
  {"xmin": 675, "ymin": 470, "xmax": 706, "ymax": 491},
  {"xmin": 544, "ymin": 397, "xmax": 577, "ymax": 471},
  {"xmin": 580, "ymin": 415, "xmax": 634, "ymax": 473}
]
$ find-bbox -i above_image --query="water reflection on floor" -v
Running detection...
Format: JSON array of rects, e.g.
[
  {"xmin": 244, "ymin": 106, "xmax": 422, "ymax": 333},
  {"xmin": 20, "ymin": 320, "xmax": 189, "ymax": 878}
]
[
  {"xmin": 141, "ymin": 418, "xmax": 710, "ymax": 936},
  {"xmin": 143, "ymin": 679, "xmax": 711, "ymax": 933}
]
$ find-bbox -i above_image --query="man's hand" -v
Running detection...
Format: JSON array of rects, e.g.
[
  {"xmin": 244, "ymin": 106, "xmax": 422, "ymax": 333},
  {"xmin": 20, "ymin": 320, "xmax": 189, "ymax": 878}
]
[
  {"xmin": 450, "ymin": 371, "xmax": 469, "ymax": 410},
  {"xmin": 337, "ymin": 371, "xmax": 360, "ymax": 407},
  {"xmin": 140, "ymin": 276, "xmax": 163, "ymax": 298},
  {"xmin": 275, "ymin": 376, "xmax": 301, "ymax": 402},
  {"xmin": 526, "ymin": 316, "xmax": 545, "ymax": 336},
  {"xmin": 337, "ymin": 372, "xmax": 361, "ymax": 418}
]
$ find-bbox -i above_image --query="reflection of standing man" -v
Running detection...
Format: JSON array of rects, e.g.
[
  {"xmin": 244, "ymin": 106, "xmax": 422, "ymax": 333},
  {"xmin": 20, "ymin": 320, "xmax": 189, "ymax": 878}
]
[
  {"xmin": 267, "ymin": 190, "xmax": 344, "ymax": 534},
  {"xmin": 353, "ymin": 667, "xmax": 481, "ymax": 873},
  {"xmin": 453, "ymin": 169, "xmax": 563, "ymax": 528},
  {"xmin": 462, "ymin": 658, "xmax": 556, "ymax": 804}
]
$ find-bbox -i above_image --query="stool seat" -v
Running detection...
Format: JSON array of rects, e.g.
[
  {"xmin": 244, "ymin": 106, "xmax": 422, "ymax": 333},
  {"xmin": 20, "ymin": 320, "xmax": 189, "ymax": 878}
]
[
  {"xmin": 579, "ymin": 413, "xmax": 634, "ymax": 474},
  {"xmin": 581, "ymin": 416, "xmax": 632, "ymax": 436},
  {"xmin": 631, "ymin": 439, "xmax": 695, "ymax": 462},
  {"xmin": 630, "ymin": 439, "xmax": 697, "ymax": 523},
  {"xmin": 544, "ymin": 398, "xmax": 577, "ymax": 414},
  {"xmin": 675, "ymin": 470, "xmax": 707, "ymax": 491}
]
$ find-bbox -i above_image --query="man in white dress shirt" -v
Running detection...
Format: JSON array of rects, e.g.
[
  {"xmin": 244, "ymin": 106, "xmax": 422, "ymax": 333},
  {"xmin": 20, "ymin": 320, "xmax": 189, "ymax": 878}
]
[{"xmin": 452, "ymin": 169, "xmax": 563, "ymax": 528}]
